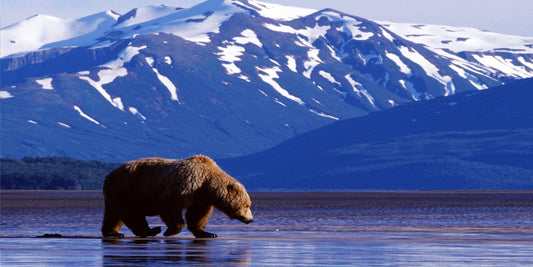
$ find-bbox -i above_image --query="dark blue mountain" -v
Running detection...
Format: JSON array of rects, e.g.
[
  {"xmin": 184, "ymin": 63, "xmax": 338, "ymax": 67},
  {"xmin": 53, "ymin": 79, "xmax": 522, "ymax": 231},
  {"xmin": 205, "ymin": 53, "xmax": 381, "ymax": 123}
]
[
  {"xmin": 1, "ymin": 0, "xmax": 533, "ymax": 162},
  {"xmin": 219, "ymin": 78, "xmax": 533, "ymax": 190}
]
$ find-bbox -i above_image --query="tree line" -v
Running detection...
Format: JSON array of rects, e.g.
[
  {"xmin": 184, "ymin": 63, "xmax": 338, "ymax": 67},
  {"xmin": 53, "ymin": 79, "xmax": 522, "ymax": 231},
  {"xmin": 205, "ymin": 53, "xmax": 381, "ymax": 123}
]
[{"xmin": 1, "ymin": 157, "xmax": 120, "ymax": 190}]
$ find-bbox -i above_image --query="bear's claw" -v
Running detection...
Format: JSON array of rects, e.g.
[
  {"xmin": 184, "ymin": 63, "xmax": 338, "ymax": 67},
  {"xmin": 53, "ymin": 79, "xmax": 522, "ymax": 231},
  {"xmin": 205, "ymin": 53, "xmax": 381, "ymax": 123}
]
[
  {"xmin": 104, "ymin": 232, "xmax": 125, "ymax": 238},
  {"xmin": 193, "ymin": 231, "xmax": 218, "ymax": 238}
]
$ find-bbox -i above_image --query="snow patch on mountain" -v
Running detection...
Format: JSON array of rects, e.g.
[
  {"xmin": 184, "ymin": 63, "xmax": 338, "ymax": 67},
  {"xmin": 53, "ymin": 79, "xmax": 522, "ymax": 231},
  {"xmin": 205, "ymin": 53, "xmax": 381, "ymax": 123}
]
[
  {"xmin": 74, "ymin": 105, "xmax": 104, "ymax": 126},
  {"xmin": 303, "ymin": 49, "xmax": 322, "ymax": 78},
  {"xmin": 309, "ymin": 109, "xmax": 339, "ymax": 120},
  {"xmin": 398, "ymin": 46, "xmax": 455, "ymax": 95},
  {"xmin": 399, "ymin": 79, "xmax": 422, "ymax": 100},
  {"xmin": 78, "ymin": 45, "xmax": 146, "ymax": 110},
  {"xmin": 234, "ymin": 29, "xmax": 262, "ymax": 47},
  {"xmin": 128, "ymin": 107, "xmax": 147, "ymax": 121},
  {"xmin": 381, "ymin": 22, "xmax": 533, "ymax": 54},
  {"xmin": 256, "ymin": 66, "xmax": 305, "ymax": 105},
  {"xmin": 263, "ymin": 21, "xmax": 330, "ymax": 46},
  {"xmin": 35, "ymin": 78, "xmax": 54, "ymax": 90},
  {"xmin": 238, "ymin": 0, "xmax": 315, "ymax": 21},
  {"xmin": 319, "ymin": 71, "xmax": 341, "ymax": 86},
  {"xmin": 345, "ymin": 74, "xmax": 376, "ymax": 107},
  {"xmin": 217, "ymin": 44, "xmax": 245, "ymax": 74},
  {"xmin": 319, "ymin": 11, "xmax": 374, "ymax": 41},
  {"xmin": 103, "ymin": 45, "xmax": 145, "ymax": 69},
  {"xmin": 79, "ymin": 73, "xmax": 125, "ymax": 111},
  {"xmin": 286, "ymin": 55, "xmax": 297, "ymax": 72},
  {"xmin": 57, "ymin": 122, "xmax": 71, "ymax": 128},
  {"xmin": 449, "ymin": 64, "xmax": 487, "ymax": 90},
  {"xmin": 472, "ymin": 55, "xmax": 533, "ymax": 78},
  {"xmin": 0, "ymin": 91, "xmax": 13, "ymax": 99},
  {"xmin": 217, "ymin": 29, "xmax": 262, "ymax": 76},
  {"xmin": 145, "ymin": 57, "xmax": 180, "ymax": 102},
  {"xmin": 518, "ymin": 57, "xmax": 533, "ymax": 70},
  {"xmin": 263, "ymin": 23, "xmax": 295, "ymax": 34},
  {"xmin": 385, "ymin": 52, "xmax": 412, "ymax": 75}
]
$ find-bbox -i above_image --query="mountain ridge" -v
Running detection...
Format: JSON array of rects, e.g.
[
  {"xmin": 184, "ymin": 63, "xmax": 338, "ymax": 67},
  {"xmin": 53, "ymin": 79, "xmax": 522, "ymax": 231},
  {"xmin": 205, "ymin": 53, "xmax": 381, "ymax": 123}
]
[{"xmin": 218, "ymin": 78, "xmax": 533, "ymax": 190}]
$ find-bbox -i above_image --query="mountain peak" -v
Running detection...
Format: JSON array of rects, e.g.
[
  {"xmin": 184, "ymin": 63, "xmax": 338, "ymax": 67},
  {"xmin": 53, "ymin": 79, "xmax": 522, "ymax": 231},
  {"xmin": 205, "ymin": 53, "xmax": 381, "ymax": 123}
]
[
  {"xmin": 382, "ymin": 22, "xmax": 533, "ymax": 54},
  {"xmin": 115, "ymin": 5, "xmax": 178, "ymax": 27},
  {"xmin": 1, "ymin": 10, "xmax": 120, "ymax": 58},
  {"xmin": 106, "ymin": 10, "xmax": 121, "ymax": 20},
  {"xmin": 232, "ymin": 0, "xmax": 316, "ymax": 21},
  {"xmin": 5, "ymin": 13, "xmax": 65, "ymax": 29}
]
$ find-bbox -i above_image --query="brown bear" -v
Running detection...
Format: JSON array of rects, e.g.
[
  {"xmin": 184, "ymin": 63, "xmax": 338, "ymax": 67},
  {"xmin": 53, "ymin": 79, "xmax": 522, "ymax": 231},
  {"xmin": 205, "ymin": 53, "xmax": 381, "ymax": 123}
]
[{"xmin": 101, "ymin": 155, "xmax": 253, "ymax": 238}]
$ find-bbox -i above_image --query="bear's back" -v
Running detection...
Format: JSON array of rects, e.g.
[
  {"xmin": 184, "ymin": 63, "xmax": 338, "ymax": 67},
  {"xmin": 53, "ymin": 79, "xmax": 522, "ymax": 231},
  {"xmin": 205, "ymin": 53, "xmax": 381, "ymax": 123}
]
[
  {"xmin": 104, "ymin": 158, "xmax": 178, "ymax": 193},
  {"xmin": 104, "ymin": 157, "xmax": 217, "ymax": 197}
]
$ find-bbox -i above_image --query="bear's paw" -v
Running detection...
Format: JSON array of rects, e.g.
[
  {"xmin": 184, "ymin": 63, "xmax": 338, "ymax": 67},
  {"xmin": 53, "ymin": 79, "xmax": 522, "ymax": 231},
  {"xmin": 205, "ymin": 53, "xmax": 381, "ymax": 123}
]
[{"xmin": 193, "ymin": 230, "xmax": 218, "ymax": 238}]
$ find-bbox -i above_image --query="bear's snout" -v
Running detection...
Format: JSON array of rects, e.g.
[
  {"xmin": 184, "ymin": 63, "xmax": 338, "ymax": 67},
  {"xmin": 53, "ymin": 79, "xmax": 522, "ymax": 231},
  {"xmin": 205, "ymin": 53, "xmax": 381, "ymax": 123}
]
[{"xmin": 235, "ymin": 208, "xmax": 254, "ymax": 224}]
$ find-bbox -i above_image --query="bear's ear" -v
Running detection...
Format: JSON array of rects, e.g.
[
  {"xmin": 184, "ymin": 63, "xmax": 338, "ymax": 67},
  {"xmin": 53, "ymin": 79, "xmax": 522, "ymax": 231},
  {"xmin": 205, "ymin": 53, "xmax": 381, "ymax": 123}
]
[{"xmin": 228, "ymin": 182, "xmax": 243, "ymax": 192}]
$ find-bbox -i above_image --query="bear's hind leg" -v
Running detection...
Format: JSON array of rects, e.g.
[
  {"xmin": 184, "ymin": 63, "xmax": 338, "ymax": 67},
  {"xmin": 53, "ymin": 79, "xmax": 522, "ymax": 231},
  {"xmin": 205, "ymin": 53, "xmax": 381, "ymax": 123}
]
[
  {"xmin": 160, "ymin": 210, "xmax": 185, "ymax": 236},
  {"xmin": 102, "ymin": 205, "xmax": 125, "ymax": 238},
  {"xmin": 123, "ymin": 213, "xmax": 162, "ymax": 238},
  {"xmin": 186, "ymin": 203, "xmax": 217, "ymax": 238}
]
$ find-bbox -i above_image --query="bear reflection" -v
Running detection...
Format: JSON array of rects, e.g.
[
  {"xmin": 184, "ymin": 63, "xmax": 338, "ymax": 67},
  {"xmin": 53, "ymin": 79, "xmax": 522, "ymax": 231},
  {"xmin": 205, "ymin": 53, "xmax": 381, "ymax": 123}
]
[{"xmin": 102, "ymin": 238, "xmax": 250, "ymax": 265}]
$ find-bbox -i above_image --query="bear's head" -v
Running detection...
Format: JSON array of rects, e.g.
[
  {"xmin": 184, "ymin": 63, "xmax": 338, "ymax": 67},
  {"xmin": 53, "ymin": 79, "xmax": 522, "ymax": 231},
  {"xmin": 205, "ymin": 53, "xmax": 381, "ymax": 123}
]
[{"xmin": 224, "ymin": 182, "xmax": 254, "ymax": 224}]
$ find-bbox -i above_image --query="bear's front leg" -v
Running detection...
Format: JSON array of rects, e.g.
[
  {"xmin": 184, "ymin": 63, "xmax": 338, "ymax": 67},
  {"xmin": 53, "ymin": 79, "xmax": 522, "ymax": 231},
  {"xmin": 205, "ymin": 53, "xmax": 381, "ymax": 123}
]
[
  {"xmin": 123, "ymin": 213, "xmax": 162, "ymax": 238},
  {"xmin": 160, "ymin": 210, "xmax": 185, "ymax": 236},
  {"xmin": 186, "ymin": 203, "xmax": 217, "ymax": 238}
]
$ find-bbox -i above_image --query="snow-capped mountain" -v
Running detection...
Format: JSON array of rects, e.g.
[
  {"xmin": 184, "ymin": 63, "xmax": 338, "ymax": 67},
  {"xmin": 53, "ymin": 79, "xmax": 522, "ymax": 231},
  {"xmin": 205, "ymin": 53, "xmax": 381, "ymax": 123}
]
[{"xmin": 1, "ymin": 0, "xmax": 533, "ymax": 162}]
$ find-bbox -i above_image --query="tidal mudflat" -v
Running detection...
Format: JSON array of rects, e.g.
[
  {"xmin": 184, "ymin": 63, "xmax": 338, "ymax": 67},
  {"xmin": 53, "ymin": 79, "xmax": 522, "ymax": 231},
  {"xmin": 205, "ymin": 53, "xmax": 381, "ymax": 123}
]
[{"xmin": 2, "ymin": 191, "xmax": 533, "ymax": 266}]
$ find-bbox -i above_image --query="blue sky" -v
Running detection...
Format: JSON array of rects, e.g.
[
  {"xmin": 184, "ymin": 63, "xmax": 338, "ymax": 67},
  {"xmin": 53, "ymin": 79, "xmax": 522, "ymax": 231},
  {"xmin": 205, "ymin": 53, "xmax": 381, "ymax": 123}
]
[{"xmin": 2, "ymin": 0, "xmax": 532, "ymax": 36}]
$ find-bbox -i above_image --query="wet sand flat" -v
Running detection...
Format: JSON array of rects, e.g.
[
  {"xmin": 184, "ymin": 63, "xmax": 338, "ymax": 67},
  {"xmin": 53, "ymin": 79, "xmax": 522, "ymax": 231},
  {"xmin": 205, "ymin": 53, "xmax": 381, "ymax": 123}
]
[{"xmin": 2, "ymin": 191, "xmax": 533, "ymax": 266}]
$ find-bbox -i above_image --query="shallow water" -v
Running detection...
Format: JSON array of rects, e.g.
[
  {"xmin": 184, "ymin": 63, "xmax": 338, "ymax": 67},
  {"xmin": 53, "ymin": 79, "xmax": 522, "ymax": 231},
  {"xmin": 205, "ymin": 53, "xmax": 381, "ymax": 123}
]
[{"xmin": 2, "ymin": 191, "xmax": 533, "ymax": 266}]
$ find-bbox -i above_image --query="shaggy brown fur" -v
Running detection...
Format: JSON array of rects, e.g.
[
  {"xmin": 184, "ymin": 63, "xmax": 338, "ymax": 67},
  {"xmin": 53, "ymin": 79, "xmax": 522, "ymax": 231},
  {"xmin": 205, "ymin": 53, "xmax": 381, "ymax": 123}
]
[{"xmin": 102, "ymin": 155, "xmax": 253, "ymax": 238}]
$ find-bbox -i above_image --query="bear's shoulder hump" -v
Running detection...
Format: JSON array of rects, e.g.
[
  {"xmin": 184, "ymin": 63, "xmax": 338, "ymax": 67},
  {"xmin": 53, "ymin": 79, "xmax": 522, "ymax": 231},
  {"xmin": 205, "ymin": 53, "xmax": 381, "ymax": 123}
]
[{"xmin": 188, "ymin": 155, "xmax": 214, "ymax": 165}]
